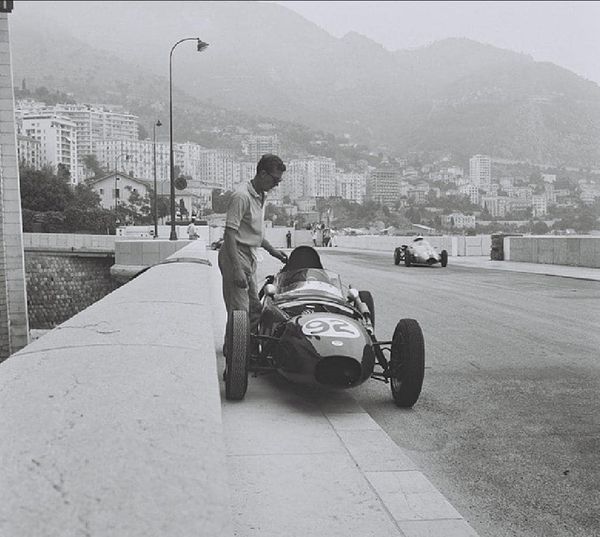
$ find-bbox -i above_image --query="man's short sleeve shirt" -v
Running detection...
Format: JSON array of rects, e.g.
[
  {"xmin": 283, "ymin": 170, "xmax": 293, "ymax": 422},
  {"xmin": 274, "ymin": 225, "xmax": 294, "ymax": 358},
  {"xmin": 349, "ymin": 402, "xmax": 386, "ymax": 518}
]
[{"xmin": 225, "ymin": 181, "xmax": 265, "ymax": 247}]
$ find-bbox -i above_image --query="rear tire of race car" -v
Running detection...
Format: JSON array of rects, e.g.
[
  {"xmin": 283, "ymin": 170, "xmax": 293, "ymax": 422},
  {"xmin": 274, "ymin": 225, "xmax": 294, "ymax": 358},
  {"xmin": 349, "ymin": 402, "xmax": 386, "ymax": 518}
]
[
  {"xmin": 390, "ymin": 318, "xmax": 425, "ymax": 408},
  {"xmin": 404, "ymin": 253, "xmax": 412, "ymax": 267},
  {"xmin": 359, "ymin": 290, "xmax": 375, "ymax": 327},
  {"xmin": 225, "ymin": 310, "xmax": 249, "ymax": 401},
  {"xmin": 394, "ymin": 249, "xmax": 400, "ymax": 265},
  {"xmin": 441, "ymin": 250, "xmax": 448, "ymax": 267}
]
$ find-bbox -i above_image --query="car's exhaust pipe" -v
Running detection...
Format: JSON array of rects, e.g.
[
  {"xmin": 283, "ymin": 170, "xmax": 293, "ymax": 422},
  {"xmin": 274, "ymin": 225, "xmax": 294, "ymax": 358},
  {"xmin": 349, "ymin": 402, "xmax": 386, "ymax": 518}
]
[{"xmin": 315, "ymin": 356, "xmax": 362, "ymax": 388}]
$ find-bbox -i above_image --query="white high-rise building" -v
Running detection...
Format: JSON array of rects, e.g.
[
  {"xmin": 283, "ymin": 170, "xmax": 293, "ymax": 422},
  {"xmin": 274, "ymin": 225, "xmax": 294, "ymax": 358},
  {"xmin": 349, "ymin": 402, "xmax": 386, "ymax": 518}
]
[
  {"xmin": 21, "ymin": 114, "xmax": 79, "ymax": 184},
  {"xmin": 94, "ymin": 139, "xmax": 171, "ymax": 184},
  {"xmin": 532, "ymin": 195, "xmax": 547, "ymax": 217},
  {"xmin": 335, "ymin": 171, "xmax": 366, "ymax": 203},
  {"xmin": 469, "ymin": 154, "xmax": 491, "ymax": 188},
  {"xmin": 16, "ymin": 134, "xmax": 43, "ymax": 169},
  {"xmin": 282, "ymin": 157, "xmax": 336, "ymax": 201},
  {"xmin": 16, "ymin": 101, "xmax": 139, "ymax": 180},
  {"xmin": 241, "ymin": 134, "xmax": 281, "ymax": 162},
  {"xmin": 196, "ymin": 149, "xmax": 239, "ymax": 190}
]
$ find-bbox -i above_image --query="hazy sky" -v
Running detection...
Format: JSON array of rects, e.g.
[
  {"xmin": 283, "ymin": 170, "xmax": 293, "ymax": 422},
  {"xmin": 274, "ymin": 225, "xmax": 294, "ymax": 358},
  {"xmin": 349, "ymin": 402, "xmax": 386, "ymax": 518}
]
[{"xmin": 274, "ymin": 1, "xmax": 600, "ymax": 85}]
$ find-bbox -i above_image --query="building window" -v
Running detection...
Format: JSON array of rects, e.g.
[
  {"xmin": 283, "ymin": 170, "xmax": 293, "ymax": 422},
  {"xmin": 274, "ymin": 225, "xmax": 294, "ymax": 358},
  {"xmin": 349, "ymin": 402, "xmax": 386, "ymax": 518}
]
[{"xmin": 100, "ymin": 188, "xmax": 104, "ymax": 194}]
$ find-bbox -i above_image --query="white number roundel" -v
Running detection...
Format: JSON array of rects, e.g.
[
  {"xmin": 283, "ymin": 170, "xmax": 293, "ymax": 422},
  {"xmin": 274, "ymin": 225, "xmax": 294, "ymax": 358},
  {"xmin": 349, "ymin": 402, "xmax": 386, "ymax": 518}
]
[{"xmin": 301, "ymin": 317, "xmax": 361, "ymax": 338}]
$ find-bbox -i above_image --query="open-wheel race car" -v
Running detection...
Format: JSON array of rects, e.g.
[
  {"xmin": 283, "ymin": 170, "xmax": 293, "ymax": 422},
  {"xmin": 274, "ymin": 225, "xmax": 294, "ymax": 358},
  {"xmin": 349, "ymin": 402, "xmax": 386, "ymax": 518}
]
[
  {"xmin": 394, "ymin": 236, "xmax": 448, "ymax": 267},
  {"xmin": 224, "ymin": 246, "xmax": 425, "ymax": 407}
]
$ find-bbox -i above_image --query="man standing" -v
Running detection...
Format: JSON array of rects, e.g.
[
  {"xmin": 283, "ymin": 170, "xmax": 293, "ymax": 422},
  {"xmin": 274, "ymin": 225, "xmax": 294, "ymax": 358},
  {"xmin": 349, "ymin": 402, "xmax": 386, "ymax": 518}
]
[
  {"xmin": 286, "ymin": 229, "xmax": 292, "ymax": 249},
  {"xmin": 218, "ymin": 154, "xmax": 288, "ymax": 355}
]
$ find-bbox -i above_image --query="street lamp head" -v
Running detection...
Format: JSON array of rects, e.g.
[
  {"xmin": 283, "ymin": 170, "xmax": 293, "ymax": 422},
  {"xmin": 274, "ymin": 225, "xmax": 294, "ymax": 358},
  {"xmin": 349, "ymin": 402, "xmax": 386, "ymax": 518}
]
[{"xmin": 197, "ymin": 39, "xmax": 209, "ymax": 52}]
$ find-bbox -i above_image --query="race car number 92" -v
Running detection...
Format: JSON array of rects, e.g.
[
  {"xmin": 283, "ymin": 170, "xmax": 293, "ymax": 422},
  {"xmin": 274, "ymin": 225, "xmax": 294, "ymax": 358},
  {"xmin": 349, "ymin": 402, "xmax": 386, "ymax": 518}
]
[{"xmin": 302, "ymin": 317, "xmax": 360, "ymax": 338}]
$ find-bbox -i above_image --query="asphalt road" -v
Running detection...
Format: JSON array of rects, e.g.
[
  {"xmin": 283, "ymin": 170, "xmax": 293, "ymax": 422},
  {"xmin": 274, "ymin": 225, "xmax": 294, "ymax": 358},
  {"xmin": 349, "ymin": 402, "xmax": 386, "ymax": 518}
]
[{"xmin": 255, "ymin": 249, "xmax": 600, "ymax": 537}]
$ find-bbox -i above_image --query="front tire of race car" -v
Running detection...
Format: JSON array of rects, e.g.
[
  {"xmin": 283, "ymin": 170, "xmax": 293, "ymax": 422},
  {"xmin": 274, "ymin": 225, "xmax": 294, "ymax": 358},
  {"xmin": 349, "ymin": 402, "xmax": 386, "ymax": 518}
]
[
  {"xmin": 225, "ymin": 310, "xmax": 249, "ymax": 401},
  {"xmin": 359, "ymin": 290, "xmax": 375, "ymax": 327},
  {"xmin": 441, "ymin": 249, "xmax": 448, "ymax": 267},
  {"xmin": 390, "ymin": 318, "xmax": 425, "ymax": 408},
  {"xmin": 404, "ymin": 252, "xmax": 412, "ymax": 267},
  {"xmin": 394, "ymin": 249, "xmax": 401, "ymax": 265}
]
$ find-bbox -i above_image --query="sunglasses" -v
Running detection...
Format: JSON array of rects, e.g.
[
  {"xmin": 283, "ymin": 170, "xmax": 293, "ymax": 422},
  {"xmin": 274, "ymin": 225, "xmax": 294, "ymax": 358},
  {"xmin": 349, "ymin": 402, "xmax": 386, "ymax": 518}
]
[{"xmin": 265, "ymin": 171, "xmax": 283, "ymax": 184}]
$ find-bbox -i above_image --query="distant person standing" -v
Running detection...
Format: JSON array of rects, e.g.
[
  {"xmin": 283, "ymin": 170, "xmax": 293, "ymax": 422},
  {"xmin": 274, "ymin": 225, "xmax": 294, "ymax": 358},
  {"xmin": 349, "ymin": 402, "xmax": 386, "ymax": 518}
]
[
  {"xmin": 286, "ymin": 229, "xmax": 292, "ymax": 248},
  {"xmin": 312, "ymin": 227, "xmax": 318, "ymax": 247},
  {"xmin": 330, "ymin": 228, "xmax": 337, "ymax": 247},
  {"xmin": 218, "ymin": 154, "xmax": 288, "ymax": 359},
  {"xmin": 187, "ymin": 217, "xmax": 199, "ymax": 240},
  {"xmin": 323, "ymin": 228, "xmax": 331, "ymax": 247}
]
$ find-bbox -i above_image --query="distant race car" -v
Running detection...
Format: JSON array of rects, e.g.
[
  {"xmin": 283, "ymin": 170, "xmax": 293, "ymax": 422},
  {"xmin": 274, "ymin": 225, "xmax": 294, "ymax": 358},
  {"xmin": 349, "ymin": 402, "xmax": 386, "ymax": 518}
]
[
  {"xmin": 224, "ymin": 246, "xmax": 425, "ymax": 408},
  {"xmin": 394, "ymin": 236, "xmax": 448, "ymax": 267}
]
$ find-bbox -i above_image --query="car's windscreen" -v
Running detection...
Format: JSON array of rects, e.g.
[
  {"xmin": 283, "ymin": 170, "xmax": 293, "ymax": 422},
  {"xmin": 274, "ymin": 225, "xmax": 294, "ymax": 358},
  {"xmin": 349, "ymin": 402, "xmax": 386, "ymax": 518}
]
[{"xmin": 275, "ymin": 269, "xmax": 343, "ymax": 298}]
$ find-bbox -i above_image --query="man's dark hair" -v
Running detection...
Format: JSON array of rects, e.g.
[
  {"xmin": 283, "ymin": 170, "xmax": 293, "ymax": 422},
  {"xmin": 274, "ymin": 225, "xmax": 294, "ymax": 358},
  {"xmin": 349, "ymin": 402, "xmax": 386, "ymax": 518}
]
[{"xmin": 257, "ymin": 154, "xmax": 286, "ymax": 174}]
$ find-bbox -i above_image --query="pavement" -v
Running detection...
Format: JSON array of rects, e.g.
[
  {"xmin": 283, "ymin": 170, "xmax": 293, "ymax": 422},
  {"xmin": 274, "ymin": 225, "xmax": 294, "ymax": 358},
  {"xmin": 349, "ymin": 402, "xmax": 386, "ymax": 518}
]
[
  {"xmin": 23, "ymin": 249, "xmax": 600, "ymax": 537},
  {"xmin": 205, "ymin": 250, "xmax": 600, "ymax": 537}
]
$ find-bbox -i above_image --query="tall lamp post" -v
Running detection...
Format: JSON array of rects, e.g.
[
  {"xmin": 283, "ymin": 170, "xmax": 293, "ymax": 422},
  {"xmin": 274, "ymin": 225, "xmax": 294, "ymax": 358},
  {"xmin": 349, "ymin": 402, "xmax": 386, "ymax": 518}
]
[
  {"xmin": 169, "ymin": 37, "xmax": 209, "ymax": 240},
  {"xmin": 153, "ymin": 119, "xmax": 162, "ymax": 238}
]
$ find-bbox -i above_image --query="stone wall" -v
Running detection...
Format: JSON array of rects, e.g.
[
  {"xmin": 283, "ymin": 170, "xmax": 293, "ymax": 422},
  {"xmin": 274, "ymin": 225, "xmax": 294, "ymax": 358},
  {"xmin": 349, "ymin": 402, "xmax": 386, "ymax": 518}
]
[
  {"xmin": 25, "ymin": 253, "xmax": 119, "ymax": 328},
  {"xmin": 506, "ymin": 236, "xmax": 600, "ymax": 268}
]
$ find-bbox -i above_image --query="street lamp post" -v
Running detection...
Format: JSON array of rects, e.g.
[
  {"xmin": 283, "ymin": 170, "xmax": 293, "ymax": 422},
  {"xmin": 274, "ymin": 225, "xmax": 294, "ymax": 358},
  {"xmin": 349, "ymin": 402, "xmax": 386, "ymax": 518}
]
[
  {"xmin": 153, "ymin": 119, "xmax": 162, "ymax": 238},
  {"xmin": 169, "ymin": 37, "xmax": 209, "ymax": 240}
]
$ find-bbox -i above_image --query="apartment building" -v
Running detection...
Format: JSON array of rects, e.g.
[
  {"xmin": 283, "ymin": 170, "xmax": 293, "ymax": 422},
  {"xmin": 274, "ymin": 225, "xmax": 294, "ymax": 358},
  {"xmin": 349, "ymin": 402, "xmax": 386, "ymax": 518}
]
[
  {"xmin": 21, "ymin": 114, "xmax": 78, "ymax": 184},
  {"xmin": 481, "ymin": 196, "xmax": 510, "ymax": 218},
  {"xmin": 282, "ymin": 156, "xmax": 336, "ymax": 202},
  {"xmin": 459, "ymin": 183, "xmax": 480, "ymax": 205},
  {"xmin": 196, "ymin": 149, "xmax": 240, "ymax": 191},
  {"xmin": 17, "ymin": 101, "xmax": 139, "ymax": 180},
  {"xmin": 366, "ymin": 162, "xmax": 401, "ymax": 206},
  {"xmin": 531, "ymin": 194, "xmax": 548, "ymax": 217},
  {"xmin": 335, "ymin": 171, "xmax": 366, "ymax": 203},
  {"xmin": 94, "ymin": 139, "xmax": 171, "ymax": 184},
  {"xmin": 469, "ymin": 154, "xmax": 491, "ymax": 188},
  {"xmin": 241, "ymin": 134, "xmax": 281, "ymax": 162},
  {"xmin": 16, "ymin": 134, "xmax": 43, "ymax": 169}
]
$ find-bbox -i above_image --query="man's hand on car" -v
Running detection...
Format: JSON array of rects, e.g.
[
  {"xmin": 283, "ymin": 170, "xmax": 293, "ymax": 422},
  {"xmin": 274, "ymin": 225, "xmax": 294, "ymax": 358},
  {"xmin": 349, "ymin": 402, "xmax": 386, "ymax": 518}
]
[{"xmin": 273, "ymin": 250, "xmax": 288, "ymax": 264}]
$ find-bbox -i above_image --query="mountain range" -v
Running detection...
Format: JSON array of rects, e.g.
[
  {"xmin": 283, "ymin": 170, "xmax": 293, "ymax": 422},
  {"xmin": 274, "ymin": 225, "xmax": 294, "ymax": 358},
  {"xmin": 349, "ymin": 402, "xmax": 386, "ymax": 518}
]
[{"xmin": 8, "ymin": 1, "xmax": 600, "ymax": 167}]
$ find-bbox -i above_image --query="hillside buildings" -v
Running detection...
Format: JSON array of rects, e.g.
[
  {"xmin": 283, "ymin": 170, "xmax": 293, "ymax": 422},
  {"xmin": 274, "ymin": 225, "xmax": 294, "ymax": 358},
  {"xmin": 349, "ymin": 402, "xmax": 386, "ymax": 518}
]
[
  {"xmin": 469, "ymin": 154, "xmax": 491, "ymax": 188},
  {"xmin": 366, "ymin": 161, "xmax": 401, "ymax": 206},
  {"xmin": 16, "ymin": 101, "xmax": 139, "ymax": 181},
  {"xmin": 241, "ymin": 134, "xmax": 281, "ymax": 162},
  {"xmin": 15, "ymin": 98, "xmax": 591, "ymax": 226},
  {"xmin": 19, "ymin": 113, "xmax": 79, "ymax": 184}
]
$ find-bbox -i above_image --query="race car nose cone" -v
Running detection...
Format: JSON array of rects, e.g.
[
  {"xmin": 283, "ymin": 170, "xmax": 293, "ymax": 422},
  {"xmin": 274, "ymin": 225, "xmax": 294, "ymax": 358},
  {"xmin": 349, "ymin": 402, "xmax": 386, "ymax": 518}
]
[{"xmin": 315, "ymin": 356, "xmax": 362, "ymax": 388}]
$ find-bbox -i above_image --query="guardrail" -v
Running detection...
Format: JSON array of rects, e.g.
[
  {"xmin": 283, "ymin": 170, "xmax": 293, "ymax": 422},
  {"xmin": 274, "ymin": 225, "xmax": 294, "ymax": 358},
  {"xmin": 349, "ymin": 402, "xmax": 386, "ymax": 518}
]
[{"xmin": 0, "ymin": 241, "xmax": 231, "ymax": 536}]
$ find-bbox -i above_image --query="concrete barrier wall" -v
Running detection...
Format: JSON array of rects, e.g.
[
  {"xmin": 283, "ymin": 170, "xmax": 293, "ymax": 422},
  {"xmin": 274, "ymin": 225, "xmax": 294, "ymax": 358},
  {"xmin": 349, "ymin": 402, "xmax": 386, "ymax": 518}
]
[
  {"xmin": 0, "ymin": 241, "xmax": 231, "ymax": 536},
  {"xmin": 24, "ymin": 232, "xmax": 115, "ymax": 251},
  {"xmin": 506, "ymin": 236, "xmax": 600, "ymax": 268}
]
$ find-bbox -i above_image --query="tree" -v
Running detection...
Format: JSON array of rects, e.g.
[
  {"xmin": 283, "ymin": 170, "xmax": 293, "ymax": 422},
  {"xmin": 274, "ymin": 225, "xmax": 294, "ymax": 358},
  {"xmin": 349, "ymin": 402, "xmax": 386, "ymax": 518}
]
[
  {"xmin": 122, "ymin": 189, "xmax": 153, "ymax": 225},
  {"xmin": 82, "ymin": 154, "xmax": 105, "ymax": 179},
  {"xmin": 72, "ymin": 183, "xmax": 101, "ymax": 211},
  {"xmin": 20, "ymin": 165, "xmax": 73, "ymax": 212},
  {"xmin": 531, "ymin": 221, "xmax": 549, "ymax": 235}
]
